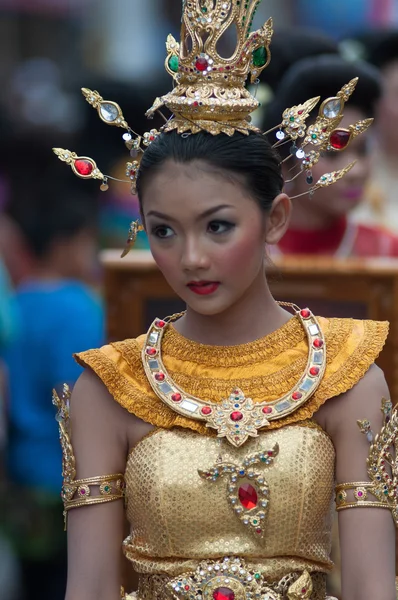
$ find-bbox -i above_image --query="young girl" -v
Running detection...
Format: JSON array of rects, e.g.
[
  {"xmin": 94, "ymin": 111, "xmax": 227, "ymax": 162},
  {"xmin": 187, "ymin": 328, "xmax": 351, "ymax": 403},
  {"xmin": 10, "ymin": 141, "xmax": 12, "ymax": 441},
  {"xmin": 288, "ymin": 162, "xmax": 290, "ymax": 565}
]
[{"xmin": 54, "ymin": 3, "xmax": 397, "ymax": 599}]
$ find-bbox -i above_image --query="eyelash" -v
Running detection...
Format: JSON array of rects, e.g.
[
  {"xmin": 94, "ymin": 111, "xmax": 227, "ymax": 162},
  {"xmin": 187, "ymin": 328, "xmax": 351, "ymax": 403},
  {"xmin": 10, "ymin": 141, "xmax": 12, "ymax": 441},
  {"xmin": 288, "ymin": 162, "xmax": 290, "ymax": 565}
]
[{"xmin": 151, "ymin": 220, "xmax": 235, "ymax": 239}]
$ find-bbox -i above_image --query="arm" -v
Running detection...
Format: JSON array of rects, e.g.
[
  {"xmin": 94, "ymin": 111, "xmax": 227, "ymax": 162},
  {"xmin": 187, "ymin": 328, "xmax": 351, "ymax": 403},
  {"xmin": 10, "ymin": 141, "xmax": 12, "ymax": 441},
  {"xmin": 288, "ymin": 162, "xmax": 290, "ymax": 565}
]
[
  {"xmin": 323, "ymin": 365, "xmax": 396, "ymax": 600},
  {"xmin": 61, "ymin": 369, "xmax": 130, "ymax": 600}
]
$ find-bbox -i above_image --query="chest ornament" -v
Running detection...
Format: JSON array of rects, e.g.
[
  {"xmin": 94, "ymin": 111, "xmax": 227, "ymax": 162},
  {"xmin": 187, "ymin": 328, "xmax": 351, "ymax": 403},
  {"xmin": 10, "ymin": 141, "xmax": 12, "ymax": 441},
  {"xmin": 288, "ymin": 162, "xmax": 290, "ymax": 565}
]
[
  {"xmin": 198, "ymin": 445, "xmax": 279, "ymax": 538},
  {"xmin": 142, "ymin": 305, "xmax": 326, "ymax": 447}
]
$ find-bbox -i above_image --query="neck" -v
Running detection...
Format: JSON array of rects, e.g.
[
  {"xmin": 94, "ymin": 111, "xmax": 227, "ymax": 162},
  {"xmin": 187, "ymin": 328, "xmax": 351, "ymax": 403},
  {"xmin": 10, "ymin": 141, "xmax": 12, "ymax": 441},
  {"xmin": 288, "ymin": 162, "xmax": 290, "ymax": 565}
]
[{"xmin": 172, "ymin": 272, "xmax": 291, "ymax": 346}]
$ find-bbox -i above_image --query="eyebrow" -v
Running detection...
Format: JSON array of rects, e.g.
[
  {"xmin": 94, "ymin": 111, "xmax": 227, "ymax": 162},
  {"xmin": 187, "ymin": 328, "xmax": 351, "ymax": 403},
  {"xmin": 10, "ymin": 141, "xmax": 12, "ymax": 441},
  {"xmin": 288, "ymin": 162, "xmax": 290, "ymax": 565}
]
[{"xmin": 146, "ymin": 204, "xmax": 235, "ymax": 222}]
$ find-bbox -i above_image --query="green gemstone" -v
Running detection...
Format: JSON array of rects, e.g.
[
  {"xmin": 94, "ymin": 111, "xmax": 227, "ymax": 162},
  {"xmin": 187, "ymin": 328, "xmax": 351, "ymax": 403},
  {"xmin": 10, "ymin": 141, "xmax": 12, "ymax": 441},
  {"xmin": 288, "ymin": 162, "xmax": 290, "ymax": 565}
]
[
  {"xmin": 384, "ymin": 490, "xmax": 389, "ymax": 495},
  {"xmin": 253, "ymin": 519, "xmax": 258, "ymax": 524},
  {"xmin": 168, "ymin": 55, "xmax": 179, "ymax": 73},
  {"xmin": 104, "ymin": 485, "xmax": 110, "ymax": 492},
  {"xmin": 252, "ymin": 47, "xmax": 267, "ymax": 68},
  {"xmin": 290, "ymin": 116, "xmax": 295, "ymax": 122},
  {"xmin": 311, "ymin": 134, "xmax": 317, "ymax": 140},
  {"xmin": 254, "ymin": 573, "xmax": 261, "ymax": 580},
  {"xmin": 201, "ymin": 6, "xmax": 207, "ymax": 12}
]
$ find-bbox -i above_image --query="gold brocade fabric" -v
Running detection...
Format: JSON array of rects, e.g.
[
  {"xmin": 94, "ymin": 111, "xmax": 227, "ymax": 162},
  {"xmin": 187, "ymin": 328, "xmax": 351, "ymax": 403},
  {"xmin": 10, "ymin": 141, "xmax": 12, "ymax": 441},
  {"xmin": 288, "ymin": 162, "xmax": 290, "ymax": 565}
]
[
  {"xmin": 123, "ymin": 425, "xmax": 335, "ymax": 580},
  {"xmin": 74, "ymin": 316, "xmax": 388, "ymax": 435}
]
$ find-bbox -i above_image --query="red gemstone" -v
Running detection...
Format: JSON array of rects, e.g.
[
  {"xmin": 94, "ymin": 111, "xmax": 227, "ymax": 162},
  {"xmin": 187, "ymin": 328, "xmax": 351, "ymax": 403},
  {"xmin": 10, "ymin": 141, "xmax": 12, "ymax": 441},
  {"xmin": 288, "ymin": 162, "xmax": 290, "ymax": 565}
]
[
  {"xmin": 310, "ymin": 367, "xmax": 320, "ymax": 376},
  {"xmin": 267, "ymin": 451, "xmax": 273, "ymax": 456},
  {"xmin": 213, "ymin": 588, "xmax": 235, "ymax": 600},
  {"xmin": 172, "ymin": 393, "xmax": 182, "ymax": 402},
  {"xmin": 300, "ymin": 309, "xmax": 311, "ymax": 319},
  {"xmin": 262, "ymin": 406, "xmax": 272, "ymax": 414},
  {"xmin": 201, "ymin": 406, "xmax": 212, "ymax": 415},
  {"xmin": 313, "ymin": 339, "xmax": 324, "ymax": 348},
  {"xmin": 292, "ymin": 392, "xmax": 303, "ymax": 401},
  {"xmin": 193, "ymin": 101, "xmax": 199, "ymax": 107},
  {"xmin": 74, "ymin": 159, "xmax": 93, "ymax": 176},
  {"xmin": 298, "ymin": 110, "xmax": 304, "ymax": 115},
  {"xmin": 155, "ymin": 373, "xmax": 165, "ymax": 381},
  {"xmin": 330, "ymin": 129, "xmax": 351, "ymax": 150},
  {"xmin": 195, "ymin": 57, "xmax": 209, "ymax": 71},
  {"xmin": 238, "ymin": 483, "xmax": 258, "ymax": 510},
  {"xmin": 156, "ymin": 320, "xmax": 166, "ymax": 328},
  {"xmin": 230, "ymin": 411, "xmax": 243, "ymax": 422},
  {"xmin": 256, "ymin": 528, "xmax": 262, "ymax": 534},
  {"xmin": 185, "ymin": 586, "xmax": 190, "ymax": 591},
  {"xmin": 146, "ymin": 347, "xmax": 157, "ymax": 356}
]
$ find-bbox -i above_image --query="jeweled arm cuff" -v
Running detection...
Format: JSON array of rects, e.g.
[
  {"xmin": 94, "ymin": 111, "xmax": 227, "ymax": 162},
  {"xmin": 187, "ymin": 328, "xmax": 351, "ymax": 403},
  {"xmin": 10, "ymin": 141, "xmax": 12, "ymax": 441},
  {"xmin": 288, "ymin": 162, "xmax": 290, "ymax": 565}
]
[
  {"xmin": 63, "ymin": 473, "xmax": 126, "ymax": 512},
  {"xmin": 335, "ymin": 482, "xmax": 391, "ymax": 512}
]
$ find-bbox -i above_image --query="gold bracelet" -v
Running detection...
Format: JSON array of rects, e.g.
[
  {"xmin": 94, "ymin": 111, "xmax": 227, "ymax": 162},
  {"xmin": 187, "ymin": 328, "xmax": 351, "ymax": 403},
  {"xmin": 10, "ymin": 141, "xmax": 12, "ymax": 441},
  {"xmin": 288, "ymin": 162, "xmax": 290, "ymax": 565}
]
[
  {"xmin": 335, "ymin": 482, "xmax": 390, "ymax": 512},
  {"xmin": 53, "ymin": 385, "xmax": 126, "ymax": 529}
]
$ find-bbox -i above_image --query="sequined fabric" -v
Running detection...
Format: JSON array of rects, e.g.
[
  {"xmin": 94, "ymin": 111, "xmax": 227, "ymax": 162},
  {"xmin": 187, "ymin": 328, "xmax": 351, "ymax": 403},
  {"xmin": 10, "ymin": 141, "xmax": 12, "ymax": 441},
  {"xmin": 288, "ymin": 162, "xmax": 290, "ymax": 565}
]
[
  {"xmin": 74, "ymin": 317, "xmax": 388, "ymax": 434},
  {"xmin": 123, "ymin": 425, "xmax": 335, "ymax": 581}
]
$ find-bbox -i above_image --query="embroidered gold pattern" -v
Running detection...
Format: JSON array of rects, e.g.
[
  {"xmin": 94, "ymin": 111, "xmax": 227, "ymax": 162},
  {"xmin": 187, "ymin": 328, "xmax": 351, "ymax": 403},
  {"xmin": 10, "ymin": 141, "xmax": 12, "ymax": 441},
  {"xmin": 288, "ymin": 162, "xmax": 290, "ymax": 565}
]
[{"xmin": 198, "ymin": 444, "xmax": 279, "ymax": 537}]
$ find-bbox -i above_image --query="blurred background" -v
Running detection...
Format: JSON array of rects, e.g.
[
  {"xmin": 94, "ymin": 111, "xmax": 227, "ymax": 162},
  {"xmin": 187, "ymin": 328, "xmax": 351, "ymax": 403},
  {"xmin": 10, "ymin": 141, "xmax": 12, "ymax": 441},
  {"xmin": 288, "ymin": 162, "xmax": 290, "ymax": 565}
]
[{"xmin": 0, "ymin": 1, "xmax": 398, "ymax": 599}]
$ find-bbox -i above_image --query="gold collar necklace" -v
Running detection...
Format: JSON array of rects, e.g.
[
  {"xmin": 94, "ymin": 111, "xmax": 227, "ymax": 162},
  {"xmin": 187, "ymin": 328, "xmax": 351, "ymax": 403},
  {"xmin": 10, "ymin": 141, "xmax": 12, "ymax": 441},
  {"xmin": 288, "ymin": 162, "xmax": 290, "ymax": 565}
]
[{"xmin": 142, "ymin": 304, "xmax": 326, "ymax": 447}]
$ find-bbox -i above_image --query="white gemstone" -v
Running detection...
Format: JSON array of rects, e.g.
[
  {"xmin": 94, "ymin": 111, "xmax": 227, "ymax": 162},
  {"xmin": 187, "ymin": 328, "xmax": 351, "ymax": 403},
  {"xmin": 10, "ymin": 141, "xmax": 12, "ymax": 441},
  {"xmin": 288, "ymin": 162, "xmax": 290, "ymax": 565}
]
[
  {"xmin": 309, "ymin": 324, "xmax": 319, "ymax": 335},
  {"xmin": 180, "ymin": 400, "xmax": 198, "ymax": 413},
  {"xmin": 296, "ymin": 148, "xmax": 305, "ymax": 159},
  {"xmin": 123, "ymin": 132, "xmax": 132, "ymax": 141},
  {"xmin": 149, "ymin": 332, "xmax": 159, "ymax": 344},
  {"xmin": 322, "ymin": 98, "xmax": 342, "ymax": 119},
  {"xmin": 100, "ymin": 103, "xmax": 119, "ymax": 122},
  {"xmin": 367, "ymin": 431, "xmax": 374, "ymax": 443},
  {"xmin": 276, "ymin": 130, "xmax": 285, "ymax": 140}
]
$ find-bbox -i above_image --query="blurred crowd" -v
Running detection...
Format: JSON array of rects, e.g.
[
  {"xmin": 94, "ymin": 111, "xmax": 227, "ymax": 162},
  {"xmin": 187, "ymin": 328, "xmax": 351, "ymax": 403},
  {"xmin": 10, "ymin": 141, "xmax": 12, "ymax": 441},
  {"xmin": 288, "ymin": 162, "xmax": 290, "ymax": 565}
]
[{"xmin": 1, "ymin": 1, "xmax": 398, "ymax": 599}]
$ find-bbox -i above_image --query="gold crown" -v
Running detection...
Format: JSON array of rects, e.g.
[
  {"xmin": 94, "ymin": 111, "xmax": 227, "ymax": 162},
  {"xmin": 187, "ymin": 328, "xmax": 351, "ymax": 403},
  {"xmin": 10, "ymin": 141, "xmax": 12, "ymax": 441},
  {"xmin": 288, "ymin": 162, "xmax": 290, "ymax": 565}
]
[{"xmin": 146, "ymin": 0, "xmax": 273, "ymax": 136}]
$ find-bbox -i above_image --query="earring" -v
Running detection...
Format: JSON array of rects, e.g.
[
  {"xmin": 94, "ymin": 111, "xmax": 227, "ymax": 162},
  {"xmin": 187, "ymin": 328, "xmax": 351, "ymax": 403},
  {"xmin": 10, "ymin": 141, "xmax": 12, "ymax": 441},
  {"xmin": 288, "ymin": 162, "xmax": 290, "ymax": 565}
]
[{"xmin": 120, "ymin": 220, "xmax": 145, "ymax": 258}]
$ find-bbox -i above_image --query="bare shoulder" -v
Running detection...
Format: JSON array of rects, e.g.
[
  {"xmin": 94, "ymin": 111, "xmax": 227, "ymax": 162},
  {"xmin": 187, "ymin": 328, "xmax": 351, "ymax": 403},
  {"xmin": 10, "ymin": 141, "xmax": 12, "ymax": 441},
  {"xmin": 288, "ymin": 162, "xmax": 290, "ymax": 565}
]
[{"xmin": 315, "ymin": 364, "xmax": 389, "ymax": 441}]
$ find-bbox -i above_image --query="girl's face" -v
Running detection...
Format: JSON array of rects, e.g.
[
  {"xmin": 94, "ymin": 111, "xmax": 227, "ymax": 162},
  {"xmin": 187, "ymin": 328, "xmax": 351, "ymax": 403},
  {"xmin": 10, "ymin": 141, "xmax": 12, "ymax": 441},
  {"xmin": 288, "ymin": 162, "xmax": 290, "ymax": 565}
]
[
  {"xmin": 142, "ymin": 160, "xmax": 281, "ymax": 316},
  {"xmin": 285, "ymin": 106, "xmax": 372, "ymax": 219}
]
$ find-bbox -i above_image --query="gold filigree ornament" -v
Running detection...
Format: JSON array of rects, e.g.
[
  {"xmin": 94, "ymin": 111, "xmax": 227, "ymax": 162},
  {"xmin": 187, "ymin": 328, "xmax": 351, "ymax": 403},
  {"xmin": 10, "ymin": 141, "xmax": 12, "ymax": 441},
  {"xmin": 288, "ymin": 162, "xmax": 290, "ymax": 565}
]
[
  {"xmin": 336, "ymin": 398, "xmax": 398, "ymax": 522},
  {"xmin": 120, "ymin": 220, "xmax": 145, "ymax": 258},
  {"xmin": 53, "ymin": 384, "xmax": 125, "ymax": 528},
  {"xmin": 166, "ymin": 557, "xmax": 314, "ymax": 600},
  {"xmin": 198, "ymin": 445, "xmax": 279, "ymax": 538},
  {"xmin": 145, "ymin": 1, "xmax": 274, "ymax": 136},
  {"xmin": 82, "ymin": 88, "xmax": 128, "ymax": 129},
  {"xmin": 142, "ymin": 306, "xmax": 327, "ymax": 447},
  {"xmin": 291, "ymin": 162, "xmax": 356, "ymax": 200}
]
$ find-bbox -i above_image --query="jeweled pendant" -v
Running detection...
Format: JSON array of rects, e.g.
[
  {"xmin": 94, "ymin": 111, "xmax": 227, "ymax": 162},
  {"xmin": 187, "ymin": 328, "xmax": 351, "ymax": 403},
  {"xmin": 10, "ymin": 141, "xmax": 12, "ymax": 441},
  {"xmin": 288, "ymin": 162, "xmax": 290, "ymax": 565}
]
[
  {"xmin": 322, "ymin": 98, "xmax": 342, "ymax": 119},
  {"xmin": 330, "ymin": 129, "xmax": 351, "ymax": 150},
  {"xmin": 100, "ymin": 102, "xmax": 119, "ymax": 123},
  {"xmin": 74, "ymin": 159, "xmax": 93, "ymax": 177}
]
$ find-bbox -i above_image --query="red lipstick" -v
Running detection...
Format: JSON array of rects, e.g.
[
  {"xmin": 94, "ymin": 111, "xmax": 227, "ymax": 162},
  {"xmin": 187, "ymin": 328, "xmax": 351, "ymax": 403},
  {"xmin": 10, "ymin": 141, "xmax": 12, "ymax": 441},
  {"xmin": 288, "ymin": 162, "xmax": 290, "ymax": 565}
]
[{"xmin": 187, "ymin": 281, "xmax": 220, "ymax": 295}]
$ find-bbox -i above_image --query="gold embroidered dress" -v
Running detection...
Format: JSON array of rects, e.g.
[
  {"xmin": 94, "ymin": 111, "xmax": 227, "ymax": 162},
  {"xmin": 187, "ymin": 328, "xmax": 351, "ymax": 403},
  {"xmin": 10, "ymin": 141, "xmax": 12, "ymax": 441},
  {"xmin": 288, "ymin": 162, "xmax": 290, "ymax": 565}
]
[{"xmin": 73, "ymin": 315, "xmax": 388, "ymax": 599}]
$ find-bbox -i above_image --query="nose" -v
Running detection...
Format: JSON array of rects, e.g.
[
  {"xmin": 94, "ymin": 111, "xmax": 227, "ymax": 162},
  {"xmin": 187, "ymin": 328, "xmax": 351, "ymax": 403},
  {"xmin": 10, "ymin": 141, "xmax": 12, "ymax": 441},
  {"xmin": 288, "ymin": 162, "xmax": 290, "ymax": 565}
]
[{"xmin": 180, "ymin": 235, "xmax": 210, "ymax": 272}]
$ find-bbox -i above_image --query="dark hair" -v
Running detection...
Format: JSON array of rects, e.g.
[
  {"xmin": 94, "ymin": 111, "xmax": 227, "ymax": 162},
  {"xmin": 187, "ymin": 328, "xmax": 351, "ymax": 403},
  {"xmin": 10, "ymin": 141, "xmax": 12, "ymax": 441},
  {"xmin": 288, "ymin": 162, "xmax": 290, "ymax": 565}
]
[
  {"xmin": 263, "ymin": 54, "xmax": 382, "ymax": 135},
  {"xmin": 137, "ymin": 130, "xmax": 283, "ymax": 213},
  {"xmin": 9, "ymin": 174, "xmax": 98, "ymax": 259}
]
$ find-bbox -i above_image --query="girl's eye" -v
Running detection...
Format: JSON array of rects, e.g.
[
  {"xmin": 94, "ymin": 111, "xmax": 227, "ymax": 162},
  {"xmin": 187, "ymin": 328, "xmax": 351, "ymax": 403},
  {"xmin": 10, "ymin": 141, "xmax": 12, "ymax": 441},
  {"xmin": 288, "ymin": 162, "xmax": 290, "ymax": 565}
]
[
  {"xmin": 152, "ymin": 225, "xmax": 174, "ymax": 239},
  {"xmin": 208, "ymin": 221, "xmax": 235, "ymax": 234}
]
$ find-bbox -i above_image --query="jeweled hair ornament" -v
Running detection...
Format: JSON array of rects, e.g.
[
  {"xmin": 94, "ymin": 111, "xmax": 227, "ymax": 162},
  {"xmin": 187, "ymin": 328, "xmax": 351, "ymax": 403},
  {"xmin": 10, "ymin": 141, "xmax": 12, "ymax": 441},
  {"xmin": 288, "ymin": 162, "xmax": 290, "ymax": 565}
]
[{"xmin": 53, "ymin": 0, "xmax": 373, "ymax": 252}]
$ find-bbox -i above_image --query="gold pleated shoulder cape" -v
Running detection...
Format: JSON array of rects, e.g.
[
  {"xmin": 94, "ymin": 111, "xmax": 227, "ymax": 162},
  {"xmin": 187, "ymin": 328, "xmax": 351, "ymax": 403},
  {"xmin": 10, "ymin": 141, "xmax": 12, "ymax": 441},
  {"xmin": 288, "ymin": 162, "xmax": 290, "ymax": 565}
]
[
  {"xmin": 74, "ymin": 316, "xmax": 388, "ymax": 434},
  {"xmin": 74, "ymin": 316, "xmax": 388, "ymax": 594}
]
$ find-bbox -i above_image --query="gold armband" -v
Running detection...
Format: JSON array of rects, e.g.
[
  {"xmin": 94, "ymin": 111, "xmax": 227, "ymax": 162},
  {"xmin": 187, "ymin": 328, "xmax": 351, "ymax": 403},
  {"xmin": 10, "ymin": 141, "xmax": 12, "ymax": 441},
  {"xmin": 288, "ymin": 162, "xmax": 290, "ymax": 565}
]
[
  {"xmin": 53, "ymin": 385, "xmax": 126, "ymax": 529},
  {"xmin": 336, "ymin": 398, "xmax": 398, "ymax": 523}
]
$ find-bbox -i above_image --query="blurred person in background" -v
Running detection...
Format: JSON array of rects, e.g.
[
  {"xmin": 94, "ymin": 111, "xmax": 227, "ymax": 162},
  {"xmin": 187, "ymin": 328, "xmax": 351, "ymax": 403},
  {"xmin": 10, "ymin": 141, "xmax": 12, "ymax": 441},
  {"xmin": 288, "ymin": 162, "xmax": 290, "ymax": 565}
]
[
  {"xmin": 345, "ymin": 30, "xmax": 398, "ymax": 233},
  {"xmin": 264, "ymin": 54, "xmax": 398, "ymax": 257},
  {"xmin": 2, "ymin": 175, "xmax": 105, "ymax": 600}
]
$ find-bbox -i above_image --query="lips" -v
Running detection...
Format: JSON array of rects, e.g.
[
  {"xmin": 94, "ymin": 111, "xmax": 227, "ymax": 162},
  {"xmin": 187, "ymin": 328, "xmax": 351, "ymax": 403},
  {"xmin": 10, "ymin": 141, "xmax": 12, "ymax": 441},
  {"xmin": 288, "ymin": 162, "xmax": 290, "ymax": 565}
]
[{"xmin": 187, "ymin": 281, "xmax": 220, "ymax": 296}]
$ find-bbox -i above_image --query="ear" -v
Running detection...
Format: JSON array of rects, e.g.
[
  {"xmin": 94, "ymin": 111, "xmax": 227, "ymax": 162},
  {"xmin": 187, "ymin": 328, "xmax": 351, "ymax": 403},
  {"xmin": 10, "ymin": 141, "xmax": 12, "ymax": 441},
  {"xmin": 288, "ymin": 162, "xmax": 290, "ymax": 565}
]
[{"xmin": 264, "ymin": 193, "xmax": 292, "ymax": 245}]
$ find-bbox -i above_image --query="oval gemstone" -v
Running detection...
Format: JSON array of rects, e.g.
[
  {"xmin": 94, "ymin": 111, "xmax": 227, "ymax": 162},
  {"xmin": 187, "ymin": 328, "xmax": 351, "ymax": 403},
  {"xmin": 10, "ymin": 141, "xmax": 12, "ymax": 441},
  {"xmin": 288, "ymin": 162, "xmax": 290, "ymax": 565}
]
[
  {"xmin": 168, "ymin": 55, "xmax": 179, "ymax": 73},
  {"xmin": 322, "ymin": 98, "xmax": 342, "ymax": 119},
  {"xmin": 213, "ymin": 588, "xmax": 235, "ymax": 600},
  {"xmin": 252, "ymin": 46, "xmax": 267, "ymax": 67},
  {"xmin": 262, "ymin": 406, "xmax": 272, "ymax": 414},
  {"xmin": 313, "ymin": 339, "xmax": 324, "ymax": 348},
  {"xmin": 230, "ymin": 411, "xmax": 243, "ymax": 422},
  {"xmin": 146, "ymin": 347, "xmax": 157, "ymax": 356},
  {"xmin": 155, "ymin": 373, "xmax": 165, "ymax": 381},
  {"xmin": 201, "ymin": 406, "xmax": 212, "ymax": 415},
  {"xmin": 171, "ymin": 393, "xmax": 182, "ymax": 402},
  {"xmin": 238, "ymin": 483, "xmax": 258, "ymax": 510},
  {"xmin": 330, "ymin": 129, "xmax": 352, "ymax": 150},
  {"xmin": 100, "ymin": 102, "xmax": 119, "ymax": 122},
  {"xmin": 74, "ymin": 159, "xmax": 93, "ymax": 177},
  {"xmin": 300, "ymin": 309, "xmax": 311, "ymax": 319},
  {"xmin": 195, "ymin": 56, "xmax": 209, "ymax": 71},
  {"xmin": 292, "ymin": 392, "xmax": 303, "ymax": 401},
  {"xmin": 310, "ymin": 367, "xmax": 320, "ymax": 376}
]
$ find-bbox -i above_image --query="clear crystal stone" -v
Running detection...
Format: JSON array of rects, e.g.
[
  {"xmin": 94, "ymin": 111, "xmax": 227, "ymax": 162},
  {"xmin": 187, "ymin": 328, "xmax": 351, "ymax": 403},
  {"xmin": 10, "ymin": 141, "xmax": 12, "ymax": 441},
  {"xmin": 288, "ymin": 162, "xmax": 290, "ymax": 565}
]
[
  {"xmin": 123, "ymin": 132, "xmax": 132, "ymax": 141},
  {"xmin": 367, "ymin": 431, "xmax": 374, "ymax": 443},
  {"xmin": 322, "ymin": 98, "xmax": 342, "ymax": 119},
  {"xmin": 296, "ymin": 148, "xmax": 305, "ymax": 159},
  {"xmin": 180, "ymin": 399, "xmax": 197, "ymax": 413},
  {"xmin": 100, "ymin": 102, "xmax": 119, "ymax": 122}
]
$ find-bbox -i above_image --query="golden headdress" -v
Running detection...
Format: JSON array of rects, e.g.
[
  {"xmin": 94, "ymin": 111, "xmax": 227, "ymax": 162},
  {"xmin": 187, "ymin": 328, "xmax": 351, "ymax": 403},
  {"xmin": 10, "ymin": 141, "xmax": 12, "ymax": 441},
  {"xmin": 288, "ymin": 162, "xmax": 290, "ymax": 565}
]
[{"xmin": 53, "ymin": 0, "xmax": 373, "ymax": 255}]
